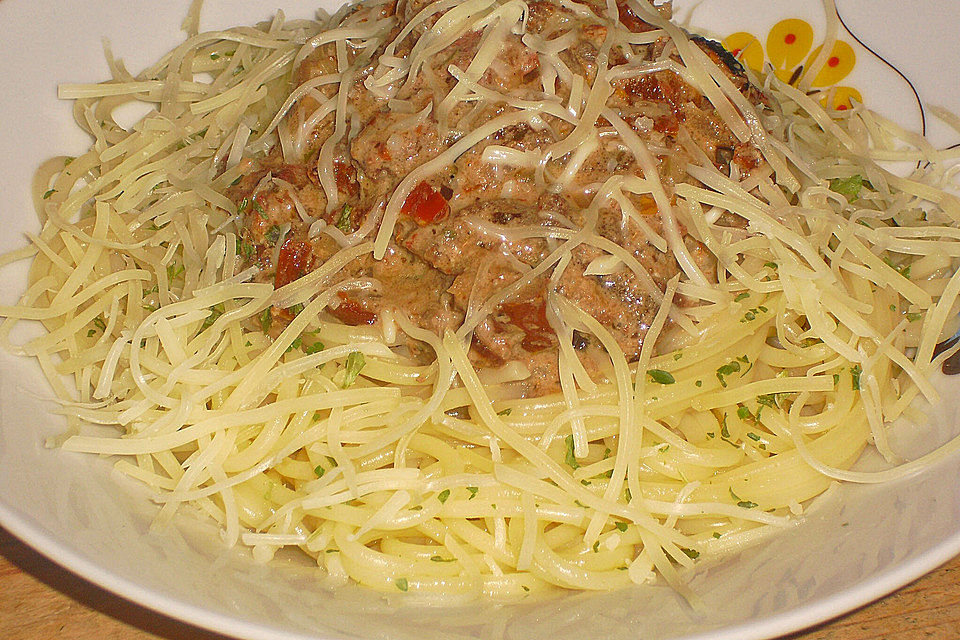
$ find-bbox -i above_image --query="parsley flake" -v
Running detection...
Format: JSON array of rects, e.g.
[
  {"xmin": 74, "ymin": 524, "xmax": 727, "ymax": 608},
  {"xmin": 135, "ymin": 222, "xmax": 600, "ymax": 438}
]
[
  {"xmin": 851, "ymin": 364, "xmax": 862, "ymax": 391},
  {"xmin": 336, "ymin": 205, "xmax": 353, "ymax": 232},
  {"xmin": 564, "ymin": 434, "xmax": 579, "ymax": 470},
  {"xmin": 259, "ymin": 307, "xmax": 272, "ymax": 333},
  {"xmin": 341, "ymin": 351, "xmax": 366, "ymax": 388},
  {"xmin": 829, "ymin": 174, "xmax": 864, "ymax": 202},
  {"xmin": 716, "ymin": 361, "xmax": 741, "ymax": 387},
  {"xmin": 647, "ymin": 369, "xmax": 676, "ymax": 385}
]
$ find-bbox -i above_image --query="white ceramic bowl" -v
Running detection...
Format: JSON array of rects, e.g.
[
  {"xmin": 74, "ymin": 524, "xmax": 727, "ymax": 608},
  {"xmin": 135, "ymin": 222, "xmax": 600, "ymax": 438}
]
[{"xmin": 1, "ymin": 1, "xmax": 959, "ymax": 638}]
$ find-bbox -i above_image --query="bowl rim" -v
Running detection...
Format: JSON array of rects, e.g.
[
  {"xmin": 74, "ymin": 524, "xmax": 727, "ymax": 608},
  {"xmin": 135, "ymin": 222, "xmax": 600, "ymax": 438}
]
[{"xmin": 3, "ymin": 496, "xmax": 960, "ymax": 640}]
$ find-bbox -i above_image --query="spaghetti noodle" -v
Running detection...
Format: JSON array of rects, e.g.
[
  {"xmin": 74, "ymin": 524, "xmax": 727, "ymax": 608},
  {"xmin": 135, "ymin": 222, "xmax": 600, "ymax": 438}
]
[{"xmin": 2, "ymin": 0, "xmax": 960, "ymax": 600}]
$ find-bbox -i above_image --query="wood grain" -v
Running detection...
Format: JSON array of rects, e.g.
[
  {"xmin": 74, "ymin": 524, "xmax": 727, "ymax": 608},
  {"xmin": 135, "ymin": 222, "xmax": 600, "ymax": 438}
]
[{"xmin": 1, "ymin": 525, "xmax": 958, "ymax": 640}]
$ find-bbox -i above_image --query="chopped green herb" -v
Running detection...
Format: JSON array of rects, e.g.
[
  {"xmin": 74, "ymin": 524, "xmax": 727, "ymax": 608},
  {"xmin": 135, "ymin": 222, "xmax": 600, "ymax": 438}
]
[
  {"xmin": 87, "ymin": 328, "xmax": 96, "ymax": 337},
  {"xmin": 265, "ymin": 225, "xmax": 282, "ymax": 245},
  {"xmin": 592, "ymin": 541, "xmax": 600, "ymax": 553},
  {"xmin": 757, "ymin": 305, "xmax": 768, "ymax": 313},
  {"xmin": 466, "ymin": 486, "xmax": 479, "ymax": 500},
  {"xmin": 237, "ymin": 197, "xmax": 249, "ymax": 213},
  {"xmin": 325, "ymin": 548, "xmax": 338, "ymax": 553},
  {"xmin": 521, "ymin": 585, "xmax": 530, "ymax": 592},
  {"xmin": 681, "ymin": 548, "xmax": 700, "ymax": 559},
  {"xmin": 42, "ymin": 188, "xmax": 56, "ymax": 199},
  {"xmin": 746, "ymin": 432, "xmax": 761, "ymax": 442},
  {"xmin": 253, "ymin": 200, "xmax": 267, "ymax": 218},
  {"xmin": 833, "ymin": 372, "xmax": 841, "ymax": 387},
  {"xmin": 395, "ymin": 578, "xmax": 408, "ymax": 592},
  {"xmin": 737, "ymin": 405, "xmax": 752, "ymax": 421},
  {"xmin": 430, "ymin": 555, "xmax": 454, "ymax": 562},
  {"xmin": 341, "ymin": 351, "xmax": 366, "ymax": 388},
  {"xmin": 437, "ymin": 489, "xmax": 451, "ymax": 503},
  {"xmin": 647, "ymin": 369, "xmax": 676, "ymax": 385},
  {"xmin": 580, "ymin": 479, "xmax": 592, "ymax": 486},
  {"xmin": 285, "ymin": 336, "xmax": 303, "ymax": 353},
  {"xmin": 166, "ymin": 263, "xmax": 184, "ymax": 281},
  {"xmin": 906, "ymin": 312, "xmax": 922, "ymax": 322},
  {"xmin": 734, "ymin": 292, "xmax": 750, "ymax": 302},
  {"xmin": 314, "ymin": 465, "xmax": 325, "ymax": 478},
  {"xmin": 712, "ymin": 532, "xmax": 722, "ymax": 539},
  {"xmin": 200, "ymin": 304, "xmax": 225, "ymax": 332},
  {"xmin": 738, "ymin": 500, "xmax": 758, "ymax": 509},
  {"xmin": 259, "ymin": 307, "xmax": 272, "ymax": 333},
  {"xmin": 92, "ymin": 316, "xmax": 106, "ymax": 331},
  {"xmin": 716, "ymin": 361, "xmax": 741, "ymax": 387},
  {"xmin": 851, "ymin": 364, "xmax": 862, "ymax": 391},
  {"xmin": 237, "ymin": 238, "xmax": 255, "ymax": 260},
  {"xmin": 303, "ymin": 341, "xmax": 325, "ymax": 355},
  {"xmin": 829, "ymin": 174, "xmax": 863, "ymax": 202},
  {"xmin": 720, "ymin": 414, "xmax": 731, "ymax": 439},
  {"xmin": 564, "ymin": 434, "xmax": 579, "ymax": 470},
  {"xmin": 756, "ymin": 394, "xmax": 777, "ymax": 409},
  {"xmin": 64, "ymin": 156, "xmax": 75, "ymax": 166},
  {"xmin": 336, "ymin": 205, "xmax": 353, "ymax": 232},
  {"xmin": 497, "ymin": 408, "xmax": 512, "ymax": 416},
  {"xmin": 883, "ymin": 256, "xmax": 912, "ymax": 279},
  {"xmin": 764, "ymin": 261, "xmax": 778, "ymax": 270},
  {"xmin": 574, "ymin": 499, "xmax": 587, "ymax": 508},
  {"xmin": 706, "ymin": 432, "xmax": 715, "ymax": 438},
  {"xmin": 623, "ymin": 487, "xmax": 632, "ymax": 502},
  {"xmin": 615, "ymin": 522, "xmax": 628, "ymax": 532},
  {"xmin": 673, "ymin": 351, "xmax": 683, "ymax": 361},
  {"xmin": 695, "ymin": 379, "xmax": 703, "ymax": 387}
]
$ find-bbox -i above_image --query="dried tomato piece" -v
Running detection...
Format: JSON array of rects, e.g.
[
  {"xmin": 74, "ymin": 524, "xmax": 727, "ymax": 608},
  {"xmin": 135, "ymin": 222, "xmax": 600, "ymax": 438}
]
[
  {"xmin": 616, "ymin": 1, "xmax": 655, "ymax": 33},
  {"xmin": 274, "ymin": 238, "xmax": 313, "ymax": 289},
  {"xmin": 500, "ymin": 298, "xmax": 555, "ymax": 352},
  {"xmin": 334, "ymin": 159, "xmax": 359, "ymax": 197},
  {"xmin": 329, "ymin": 291, "xmax": 377, "ymax": 325},
  {"xmin": 401, "ymin": 181, "xmax": 449, "ymax": 225}
]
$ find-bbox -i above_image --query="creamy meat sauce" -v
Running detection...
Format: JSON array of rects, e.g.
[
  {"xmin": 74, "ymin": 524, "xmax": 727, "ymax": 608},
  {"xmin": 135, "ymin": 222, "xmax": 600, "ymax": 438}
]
[{"xmin": 228, "ymin": 0, "xmax": 767, "ymax": 395}]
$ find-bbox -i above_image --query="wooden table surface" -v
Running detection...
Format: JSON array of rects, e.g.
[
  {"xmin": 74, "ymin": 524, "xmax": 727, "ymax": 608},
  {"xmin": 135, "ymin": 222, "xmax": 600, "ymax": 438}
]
[{"xmin": 1, "ymin": 525, "xmax": 958, "ymax": 640}]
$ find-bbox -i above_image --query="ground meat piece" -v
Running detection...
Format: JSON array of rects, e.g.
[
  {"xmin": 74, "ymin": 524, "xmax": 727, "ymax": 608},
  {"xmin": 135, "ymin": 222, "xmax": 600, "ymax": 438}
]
[{"xmin": 227, "ymin": 0, "xmax": 769, "ymax": 396}]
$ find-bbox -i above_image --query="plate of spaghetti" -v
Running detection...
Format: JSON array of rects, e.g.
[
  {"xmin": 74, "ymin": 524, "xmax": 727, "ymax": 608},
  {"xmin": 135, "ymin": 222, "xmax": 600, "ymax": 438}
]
[{"xmin": 1, "ymin": 0, "xmax": 959, "ymax": 638}]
